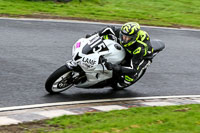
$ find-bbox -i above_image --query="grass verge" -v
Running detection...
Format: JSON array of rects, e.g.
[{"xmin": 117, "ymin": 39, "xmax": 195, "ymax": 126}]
[
  {"xmin": 0, "ymin": 104, "xmax": 200, "ymax": 133},
  {"xmin": 0, "ymin": 0, "xmax": 200, "ymax": 28}
]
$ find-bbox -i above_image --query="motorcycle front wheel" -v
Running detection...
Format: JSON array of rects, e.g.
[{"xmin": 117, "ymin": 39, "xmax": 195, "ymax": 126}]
[{"xmin": 45, "ymin": 65, "xmax": 74, "ymax": 94}]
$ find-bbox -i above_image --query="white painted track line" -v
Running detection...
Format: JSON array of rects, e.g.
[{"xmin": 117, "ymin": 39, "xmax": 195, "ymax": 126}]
[
  {"xmin": 34, "ymin": 110, "xmax": 78, "ymax": 118},
  {"xmin": 0, "ymin": 17, "xmax": 200, "ymax": 31},
  {"xmin": 0, "ymin": 117, "xmax": 21, "ymax": 125},
  {"xmin": 91, "ymin": 105, "xmax": 128, "ymax": 111},
  {"xmin": 193, "ymin": 100, "xmax": 200, "ymax": 103},
  {"xmin": 0, "ymin": 95, "xmax": 200, "ymax": 112},
  {"xmin": 142, "ymin": 102, "xmax": 177, "ymax": 106},
  {"xmin": 0, "ymin": 96, "xmax": 199, "ymax": 126}
]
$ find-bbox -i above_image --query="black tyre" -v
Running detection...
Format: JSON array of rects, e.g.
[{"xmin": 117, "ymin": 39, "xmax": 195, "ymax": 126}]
[{"xmin": 45, "ymin": 65, "xmax": 73, "ymax": 94}]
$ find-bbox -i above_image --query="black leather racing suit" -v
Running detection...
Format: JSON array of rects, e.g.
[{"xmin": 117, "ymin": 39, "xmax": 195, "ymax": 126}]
[{"xmin": 93, "ymin": 26, "xmax": 154, "ymax": 87}]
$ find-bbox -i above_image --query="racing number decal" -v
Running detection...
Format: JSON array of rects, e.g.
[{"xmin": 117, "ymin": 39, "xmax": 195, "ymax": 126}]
[
  {"xmin": 88, "ymin": 36, "xmax": 108, "ymax": 53},
  {"xmin": 93, "ymin": 43, "xmax": 107, "ymax": 53},
  {"xmin": 82, "ymin": 35, "xmax": 109, "ymax": 55}
]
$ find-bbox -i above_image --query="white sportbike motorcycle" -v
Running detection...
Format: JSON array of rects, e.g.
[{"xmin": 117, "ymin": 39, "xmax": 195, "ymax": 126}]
[{"xmin": 45, "ymin": 34, "xmax": 165, "ymax": 94}]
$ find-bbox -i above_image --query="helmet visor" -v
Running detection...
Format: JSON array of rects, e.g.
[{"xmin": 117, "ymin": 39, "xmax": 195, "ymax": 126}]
[{"xmin": 120, "ymin": 31, "xmax": 138, "ymax": 46}]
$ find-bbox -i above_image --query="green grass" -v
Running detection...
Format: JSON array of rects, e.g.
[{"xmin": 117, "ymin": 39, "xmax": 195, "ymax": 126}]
[
  {"xmin": 23, "ymin": 104, "xmax": 200, "ymax": 133},
  {"xmin": 0, "ymin": 0, "xmax": 200, "ymax": 28}
]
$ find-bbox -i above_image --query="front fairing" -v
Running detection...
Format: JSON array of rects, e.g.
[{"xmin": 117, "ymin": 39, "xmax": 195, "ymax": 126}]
[{"xmin": 71, "ymin": 35, "xmax": 125, "ymax": 88}]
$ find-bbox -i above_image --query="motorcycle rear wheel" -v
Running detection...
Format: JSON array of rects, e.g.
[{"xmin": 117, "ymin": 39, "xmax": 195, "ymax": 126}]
[{"xmin": 45, "ymin": 65, "xmax": 73, "ymax": 94}]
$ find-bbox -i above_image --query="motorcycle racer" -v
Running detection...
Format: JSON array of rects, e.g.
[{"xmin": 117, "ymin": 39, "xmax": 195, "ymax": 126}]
[{"xmin": 89, "ymin": 22, "xmax": 154, "ymax": 88}]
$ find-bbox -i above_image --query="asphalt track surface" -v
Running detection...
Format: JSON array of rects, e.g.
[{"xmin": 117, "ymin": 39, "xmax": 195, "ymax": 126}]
[{"xmin": 0, "ymin": 18, "xmax": 200, "ymax": 108}]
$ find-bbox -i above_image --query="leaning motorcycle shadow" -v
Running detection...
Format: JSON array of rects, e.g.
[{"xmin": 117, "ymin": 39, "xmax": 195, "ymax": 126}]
[{"xmin": 44, "ymin": 87, "xmax": 146, "ymax": 101}]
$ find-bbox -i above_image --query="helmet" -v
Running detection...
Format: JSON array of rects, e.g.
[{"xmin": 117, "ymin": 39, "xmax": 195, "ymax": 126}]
[{"xmin": 119, "ymin": 22, "xmax": 140, "ymax": 47}]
